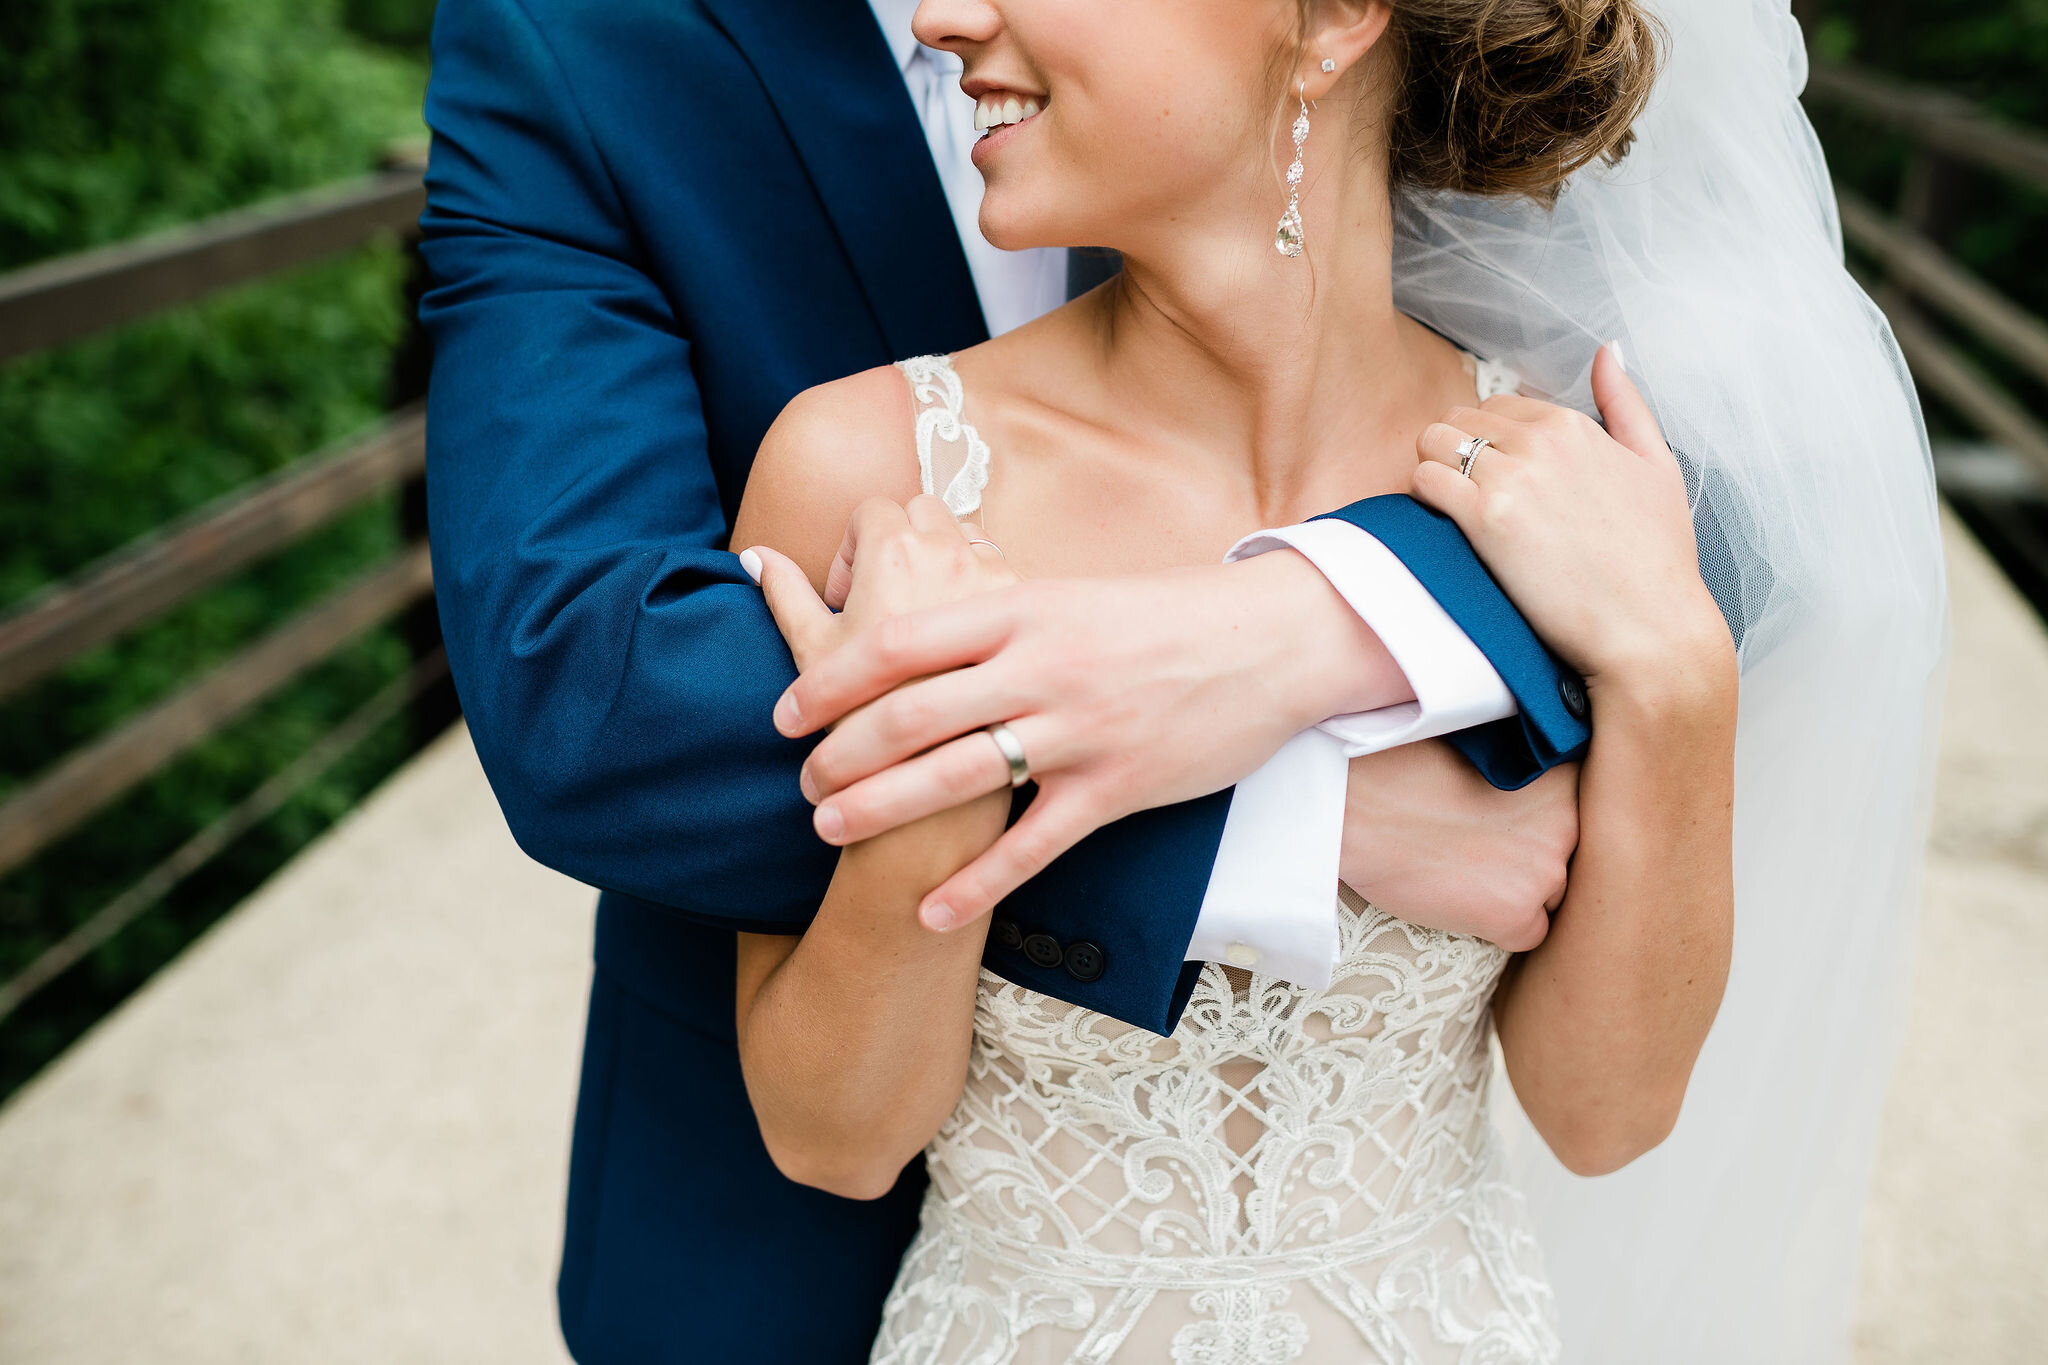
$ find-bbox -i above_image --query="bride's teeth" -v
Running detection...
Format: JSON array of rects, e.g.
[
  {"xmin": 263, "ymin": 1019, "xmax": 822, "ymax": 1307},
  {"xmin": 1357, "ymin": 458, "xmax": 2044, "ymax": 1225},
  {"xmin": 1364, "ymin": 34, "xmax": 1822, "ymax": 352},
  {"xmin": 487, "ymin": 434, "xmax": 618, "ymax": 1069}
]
[{"xmin": 974, "ymin": 93, "xmax": 1043, "ymax": 131}]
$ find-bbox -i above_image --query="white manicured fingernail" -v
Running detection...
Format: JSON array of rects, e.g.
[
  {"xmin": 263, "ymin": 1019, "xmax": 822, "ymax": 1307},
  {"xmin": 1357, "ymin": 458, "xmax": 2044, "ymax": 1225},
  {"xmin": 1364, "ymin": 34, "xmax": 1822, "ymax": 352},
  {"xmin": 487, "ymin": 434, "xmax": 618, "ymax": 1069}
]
[
  {"xmin": 1604, "ymin": 339, "xmax": 1627, "ymax": 371},
  {"xmin": 738, "ymin": 548, "xmax": 763, "ymax": 584}
]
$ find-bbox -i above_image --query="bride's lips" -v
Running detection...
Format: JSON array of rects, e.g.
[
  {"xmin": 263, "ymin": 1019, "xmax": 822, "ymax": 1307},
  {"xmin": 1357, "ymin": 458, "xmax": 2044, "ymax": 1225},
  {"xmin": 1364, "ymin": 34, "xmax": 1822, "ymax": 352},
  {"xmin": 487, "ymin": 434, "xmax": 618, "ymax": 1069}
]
[{"xmin": 965, "ymin": 82, "xmax": 1046, "ymax": 167}]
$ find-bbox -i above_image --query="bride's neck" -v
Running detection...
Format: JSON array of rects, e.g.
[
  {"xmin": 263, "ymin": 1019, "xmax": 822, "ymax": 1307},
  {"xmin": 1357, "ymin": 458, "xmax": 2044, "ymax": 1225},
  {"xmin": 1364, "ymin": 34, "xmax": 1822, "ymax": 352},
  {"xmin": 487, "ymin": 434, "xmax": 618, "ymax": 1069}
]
[{"xmin": 1086, "ymin": 183, "xmax": 1456, "ymax": 515}]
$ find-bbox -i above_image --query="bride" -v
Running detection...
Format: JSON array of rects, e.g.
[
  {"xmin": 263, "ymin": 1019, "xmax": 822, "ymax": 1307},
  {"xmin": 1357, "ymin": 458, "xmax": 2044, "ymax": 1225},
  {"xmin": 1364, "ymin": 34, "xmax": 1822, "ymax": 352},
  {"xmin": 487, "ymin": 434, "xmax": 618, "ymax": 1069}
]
[{"xmin": 729, "ymin": 0, "xmax": 1943, "ymax": 1360}]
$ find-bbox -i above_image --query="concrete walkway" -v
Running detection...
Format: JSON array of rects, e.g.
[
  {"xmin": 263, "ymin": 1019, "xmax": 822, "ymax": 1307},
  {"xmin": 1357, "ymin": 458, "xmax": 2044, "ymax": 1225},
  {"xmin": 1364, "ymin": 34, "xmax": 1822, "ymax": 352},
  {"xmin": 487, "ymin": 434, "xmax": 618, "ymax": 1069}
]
[
  {"xmin": 0, "ymin": 727, "xmax": 591, "ymax": 1365},
  {"xmin": 0, "ymin": 513, "xmax": 2041, "ymax": 1363},
  {"xmin": 1852, "ymin": 513, "xmax": 2048, "ymax": 1364}
]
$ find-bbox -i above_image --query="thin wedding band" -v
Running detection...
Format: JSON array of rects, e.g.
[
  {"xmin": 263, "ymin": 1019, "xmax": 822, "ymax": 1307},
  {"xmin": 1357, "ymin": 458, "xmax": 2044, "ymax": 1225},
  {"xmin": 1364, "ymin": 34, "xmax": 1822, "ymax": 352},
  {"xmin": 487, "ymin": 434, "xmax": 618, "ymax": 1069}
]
[
  {"xmin": 985, "ymin": 722, "xmax": 1031, "ymax": 788},
  {"xmin": 966, "ymin": 537, "xmax": 1006, "ymax": 560},
  {"xmin": 1455, "ymin": 435, "xmax": 1493, "ymax": 479}
]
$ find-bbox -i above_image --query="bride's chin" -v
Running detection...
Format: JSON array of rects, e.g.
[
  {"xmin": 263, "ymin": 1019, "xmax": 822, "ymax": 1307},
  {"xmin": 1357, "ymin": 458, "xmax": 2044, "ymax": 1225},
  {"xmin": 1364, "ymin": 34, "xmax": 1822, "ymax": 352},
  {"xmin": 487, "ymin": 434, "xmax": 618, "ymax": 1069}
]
[
  {"xmin": 975, "ymin": 208, "xmax": 1055, "ymax": 255},
  {"xmin": 977, "ymin": 197, "xmax": 1103, "ymax": 258}
]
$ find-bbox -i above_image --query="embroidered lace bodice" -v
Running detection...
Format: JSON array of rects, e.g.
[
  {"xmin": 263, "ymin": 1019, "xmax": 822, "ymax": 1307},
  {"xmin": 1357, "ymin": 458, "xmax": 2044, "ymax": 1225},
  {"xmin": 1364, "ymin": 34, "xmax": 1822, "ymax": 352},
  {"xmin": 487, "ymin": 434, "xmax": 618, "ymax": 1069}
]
[{"xmin": 872, "ymin": 354, "xmax": 1557, "ymax": 1365}]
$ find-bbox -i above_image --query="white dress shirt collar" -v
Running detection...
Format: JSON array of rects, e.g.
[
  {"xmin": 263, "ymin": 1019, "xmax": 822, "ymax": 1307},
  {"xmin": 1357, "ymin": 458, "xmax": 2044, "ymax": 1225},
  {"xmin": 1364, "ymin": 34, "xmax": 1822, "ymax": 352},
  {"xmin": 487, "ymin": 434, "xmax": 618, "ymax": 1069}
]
[{"xmin": 869, "ymin": 0, "xmax": 923, "ymax": 72}]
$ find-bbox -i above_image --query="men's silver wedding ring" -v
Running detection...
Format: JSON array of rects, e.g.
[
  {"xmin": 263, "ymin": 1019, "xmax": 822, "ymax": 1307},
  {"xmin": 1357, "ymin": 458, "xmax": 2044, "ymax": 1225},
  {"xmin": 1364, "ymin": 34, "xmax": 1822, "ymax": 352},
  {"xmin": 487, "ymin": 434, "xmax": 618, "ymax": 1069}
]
[
  {"xmin": 1456, "ymin": 436, "xmax": 1492, "ymax": 479},
  {"xmin": 966, "ymin": 537, "xmax": 1006, "ymax": 560},
  {"xmin": 986, "ymin": 722, "xmax": 1032, "ymax": 788}
]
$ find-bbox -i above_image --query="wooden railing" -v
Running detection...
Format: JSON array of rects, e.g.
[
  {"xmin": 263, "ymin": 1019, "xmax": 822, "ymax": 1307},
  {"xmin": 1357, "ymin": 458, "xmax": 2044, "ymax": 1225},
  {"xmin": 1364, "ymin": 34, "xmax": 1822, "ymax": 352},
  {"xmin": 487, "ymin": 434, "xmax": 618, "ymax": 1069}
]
[
  {"xmin": 1804, "ymin": 63, "xmax": 2048, "ymax": 483},
  {"xmin": 0, "ymin": 148, "xmax": 447, "ymax": 1022},
  {"xmin": 0, "ymin": 168, "xmax": 426, "ymax": 365}
]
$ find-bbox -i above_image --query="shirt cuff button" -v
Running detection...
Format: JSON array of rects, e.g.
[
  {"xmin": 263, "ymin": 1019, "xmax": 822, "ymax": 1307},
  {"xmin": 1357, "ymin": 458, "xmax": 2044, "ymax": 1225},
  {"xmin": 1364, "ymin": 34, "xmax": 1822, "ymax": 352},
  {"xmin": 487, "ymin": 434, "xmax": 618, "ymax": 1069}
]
[{"xmin": 1224, "ymin": 943, "xmax": 1261, "ymax": 968}]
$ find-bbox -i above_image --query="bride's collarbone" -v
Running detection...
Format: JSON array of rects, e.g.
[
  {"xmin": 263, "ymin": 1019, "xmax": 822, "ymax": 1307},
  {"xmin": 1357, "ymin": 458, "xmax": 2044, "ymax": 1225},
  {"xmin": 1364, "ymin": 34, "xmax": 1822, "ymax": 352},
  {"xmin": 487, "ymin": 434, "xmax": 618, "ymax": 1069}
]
[
  {"xmin": 975, "ymin": 439, "xmax": 1413, "ymax": 579},
  {"xmin": 946, "ymin": 354, "xmax": 1427, "ymax": 576}
]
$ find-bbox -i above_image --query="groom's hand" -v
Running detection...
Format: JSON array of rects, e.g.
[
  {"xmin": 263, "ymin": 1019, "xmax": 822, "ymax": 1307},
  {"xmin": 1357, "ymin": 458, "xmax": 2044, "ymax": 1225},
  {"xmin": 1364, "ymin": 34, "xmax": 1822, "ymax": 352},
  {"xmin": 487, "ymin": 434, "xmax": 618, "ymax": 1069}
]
[
  {"xmin": 750, "ymin": 496, "xmax": 1022, "ymax": 865},
  {"xmin": 772, "ymin": 549, "xmax": 1413, "ymax": 930},
  {"xmin": 1341, "ymin": 740, "xmax": 1580, "ymax": 952}
]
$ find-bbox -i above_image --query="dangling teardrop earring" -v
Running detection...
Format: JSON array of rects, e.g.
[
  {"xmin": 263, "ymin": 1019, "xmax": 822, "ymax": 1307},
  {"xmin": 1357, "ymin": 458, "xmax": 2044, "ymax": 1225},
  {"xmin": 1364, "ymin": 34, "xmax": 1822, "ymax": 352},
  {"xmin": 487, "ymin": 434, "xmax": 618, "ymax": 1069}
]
[{"xmin": 1275, "ymin": 83, "xmax": 1311, "ymax": 258}]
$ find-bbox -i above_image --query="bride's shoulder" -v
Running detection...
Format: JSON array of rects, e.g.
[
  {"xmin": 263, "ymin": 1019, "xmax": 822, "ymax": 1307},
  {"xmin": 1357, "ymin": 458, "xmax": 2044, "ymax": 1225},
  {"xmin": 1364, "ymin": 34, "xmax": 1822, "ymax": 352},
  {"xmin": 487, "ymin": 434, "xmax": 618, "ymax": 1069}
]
[
  {"xmin": 760, "ymin": 363, "xmax": 921, "ymax": 472},
  {"xmin": 734, "ymin": 365, "xmax": 924, "ymax": 585}
]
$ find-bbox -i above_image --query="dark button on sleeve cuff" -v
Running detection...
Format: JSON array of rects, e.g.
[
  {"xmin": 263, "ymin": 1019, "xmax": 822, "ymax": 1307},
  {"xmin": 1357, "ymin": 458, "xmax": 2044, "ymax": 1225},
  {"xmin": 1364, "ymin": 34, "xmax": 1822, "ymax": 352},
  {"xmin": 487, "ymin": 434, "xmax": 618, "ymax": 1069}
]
[
  {"xmin": 992, "ymin": 917, "xmax": 1024, "ymax": 952},
  {"xmin": 1022, "ymin": 933, "xmax": 1065, "ymax": 970},
  {"xmin": 1063, "ymin": 940, "xmax": 1106, "ymax": 983},
  {"xmin": 1559, "ymin": 673, "xmax": 1589, "ymax": 721}
]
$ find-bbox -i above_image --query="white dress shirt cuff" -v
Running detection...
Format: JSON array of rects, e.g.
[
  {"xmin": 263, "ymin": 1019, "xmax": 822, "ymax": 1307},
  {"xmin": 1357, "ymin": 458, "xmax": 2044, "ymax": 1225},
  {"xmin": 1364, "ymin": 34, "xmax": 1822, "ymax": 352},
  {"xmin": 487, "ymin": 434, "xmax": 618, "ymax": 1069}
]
[
  {"xmin": 1190, "ymin": 727, "xmax": 1349, "ymax": 991},
  {"xmin": 1225, "ymin": 519, "xmax": 1517, "ymax": 753},
  {"xmin": 1186, "ymin": 519, "xmax": 1520, "ymax": 990}
]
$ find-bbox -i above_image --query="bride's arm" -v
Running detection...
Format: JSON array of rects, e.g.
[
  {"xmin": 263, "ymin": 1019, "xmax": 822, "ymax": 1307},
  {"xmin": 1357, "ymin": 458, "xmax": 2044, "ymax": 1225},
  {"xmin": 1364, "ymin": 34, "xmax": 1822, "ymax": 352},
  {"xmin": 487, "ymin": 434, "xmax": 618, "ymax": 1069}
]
[
  {"xmin": 1413, "ymin": 346, "xmax": 1737, "ymax": 1177},
  {"xmin": 1489, "ymin": 642, "xmax": 1734, "ymax": 1175},
  {"xmin": 734, "ymin": 799, "xmax": 1005, "ymax": 1200},
  {"xmin": 728, "ymin": 374, "xmax": 1014, "ymax": 1201}
]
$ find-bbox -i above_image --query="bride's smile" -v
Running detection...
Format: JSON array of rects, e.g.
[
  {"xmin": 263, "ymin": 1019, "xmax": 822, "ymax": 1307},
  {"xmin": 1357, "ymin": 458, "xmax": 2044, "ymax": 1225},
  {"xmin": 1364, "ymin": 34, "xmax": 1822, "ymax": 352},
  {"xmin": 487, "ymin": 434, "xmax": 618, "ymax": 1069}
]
[
  {"xmin": 967, "ymin": 85, "xmax": 1042, "ymax": 130},
  {"xmin": 965, "ymin": 79, "xmax": 1045, "ymax": 165}
]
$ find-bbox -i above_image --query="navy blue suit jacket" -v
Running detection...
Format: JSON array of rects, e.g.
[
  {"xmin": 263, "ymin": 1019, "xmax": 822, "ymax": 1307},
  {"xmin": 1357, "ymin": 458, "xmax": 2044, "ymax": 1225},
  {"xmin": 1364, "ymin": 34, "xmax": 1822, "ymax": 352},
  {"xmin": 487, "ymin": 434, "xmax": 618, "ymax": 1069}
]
[{"xmin": 417, "ymin": 1, "xmax": 1589, "ymax": 1360}]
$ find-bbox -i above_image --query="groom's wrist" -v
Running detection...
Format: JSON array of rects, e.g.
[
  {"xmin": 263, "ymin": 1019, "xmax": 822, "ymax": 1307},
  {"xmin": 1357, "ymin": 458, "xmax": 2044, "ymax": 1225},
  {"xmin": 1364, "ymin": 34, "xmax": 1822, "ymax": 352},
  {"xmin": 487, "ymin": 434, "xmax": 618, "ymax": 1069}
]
[{"xmin": 1229, "ymin": 549, "xmax": 1412, "ymax": 729}]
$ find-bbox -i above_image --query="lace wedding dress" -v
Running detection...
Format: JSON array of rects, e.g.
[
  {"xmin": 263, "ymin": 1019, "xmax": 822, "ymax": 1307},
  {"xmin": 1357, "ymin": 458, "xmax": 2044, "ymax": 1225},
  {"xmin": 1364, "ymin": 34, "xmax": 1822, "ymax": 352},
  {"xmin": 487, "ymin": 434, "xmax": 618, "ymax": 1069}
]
[{"xmin": 870, "ymin": 354, "xmax": 1557, "ymax": 1365}]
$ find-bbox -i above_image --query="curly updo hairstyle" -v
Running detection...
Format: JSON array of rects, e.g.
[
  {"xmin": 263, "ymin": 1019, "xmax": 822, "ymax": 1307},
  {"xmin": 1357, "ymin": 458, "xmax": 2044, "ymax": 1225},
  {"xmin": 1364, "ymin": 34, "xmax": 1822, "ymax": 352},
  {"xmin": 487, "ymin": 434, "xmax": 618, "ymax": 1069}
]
[{"xmin": 1321, "ymin": 0, "xmax": 1665, "ymax": 204}]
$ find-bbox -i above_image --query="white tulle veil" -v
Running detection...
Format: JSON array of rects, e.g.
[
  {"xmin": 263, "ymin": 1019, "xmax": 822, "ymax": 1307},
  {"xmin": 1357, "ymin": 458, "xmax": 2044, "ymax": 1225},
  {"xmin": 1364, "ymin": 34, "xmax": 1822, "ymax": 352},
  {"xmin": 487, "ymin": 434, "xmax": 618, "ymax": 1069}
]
[{"xmin": 1391, "ymin": 0, "xmax": 1949, "ymax": 1357}]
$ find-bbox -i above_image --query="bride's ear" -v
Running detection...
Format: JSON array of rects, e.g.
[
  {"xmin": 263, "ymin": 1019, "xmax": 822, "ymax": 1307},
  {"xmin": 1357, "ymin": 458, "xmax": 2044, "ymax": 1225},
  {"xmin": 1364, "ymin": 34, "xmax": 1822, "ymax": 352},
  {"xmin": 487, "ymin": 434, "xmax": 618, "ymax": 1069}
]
[{"xmin": 1298, "ymin": 0, "xmax": 1393, "ymax": 101}]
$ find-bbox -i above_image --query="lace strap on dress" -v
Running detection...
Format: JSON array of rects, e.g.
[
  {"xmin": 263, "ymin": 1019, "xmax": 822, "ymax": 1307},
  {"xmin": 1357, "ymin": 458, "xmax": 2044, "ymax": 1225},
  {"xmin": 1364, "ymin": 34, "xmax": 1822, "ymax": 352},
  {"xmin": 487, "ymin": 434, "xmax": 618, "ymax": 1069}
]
[{"xmin": 895, "ymin": 354, "xmax": 991, "ymax": 520}]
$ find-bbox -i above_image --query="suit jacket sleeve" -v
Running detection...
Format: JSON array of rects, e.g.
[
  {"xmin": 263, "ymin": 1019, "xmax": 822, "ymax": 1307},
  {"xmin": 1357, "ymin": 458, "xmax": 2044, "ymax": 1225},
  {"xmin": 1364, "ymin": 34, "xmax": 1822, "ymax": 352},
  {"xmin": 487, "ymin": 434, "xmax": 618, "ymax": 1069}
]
[{"xmin": 420, "ymin": 0, "xmax": 839, "ymax": 934}]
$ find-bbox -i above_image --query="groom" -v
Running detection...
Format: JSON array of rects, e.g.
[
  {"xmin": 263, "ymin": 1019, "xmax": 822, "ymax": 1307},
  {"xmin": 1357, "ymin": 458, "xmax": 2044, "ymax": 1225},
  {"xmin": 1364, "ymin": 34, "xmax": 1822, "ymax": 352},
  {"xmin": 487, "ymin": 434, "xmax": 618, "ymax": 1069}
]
[{"xmin": 419, "ymin": 0, "xmax": 1590, "ymax": 1362}]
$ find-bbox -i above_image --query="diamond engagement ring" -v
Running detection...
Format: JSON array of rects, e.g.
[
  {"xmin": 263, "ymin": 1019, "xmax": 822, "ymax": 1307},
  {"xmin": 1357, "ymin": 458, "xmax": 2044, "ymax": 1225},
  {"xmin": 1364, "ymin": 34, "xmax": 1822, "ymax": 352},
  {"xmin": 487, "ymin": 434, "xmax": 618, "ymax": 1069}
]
[
  {"xmin": 985, "ymin": 722, "xmax": 1031, "ymax": 788},
  {"xmin": 1455, "ymin": 435, "xmax": 1493, "ymax": 479}
]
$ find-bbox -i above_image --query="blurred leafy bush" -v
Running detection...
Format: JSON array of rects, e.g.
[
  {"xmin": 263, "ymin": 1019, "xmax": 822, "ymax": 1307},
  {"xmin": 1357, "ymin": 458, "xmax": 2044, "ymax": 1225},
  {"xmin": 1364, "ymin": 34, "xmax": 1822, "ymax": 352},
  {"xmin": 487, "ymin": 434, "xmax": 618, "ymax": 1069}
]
[
  {"xmin": 344, "ymin": 0, "xmax": 439, "ymax": 53},
  {"xmin": 0, "ymin": 0, "xmax": 435, "ymax": 1101},
  {"xmin": 0, "ymin": 0, "xmax": 429, "ymax": 266},
  {"xmin": 1804, "ymin": 0, "xmax": 2048, "ymax": 415}
]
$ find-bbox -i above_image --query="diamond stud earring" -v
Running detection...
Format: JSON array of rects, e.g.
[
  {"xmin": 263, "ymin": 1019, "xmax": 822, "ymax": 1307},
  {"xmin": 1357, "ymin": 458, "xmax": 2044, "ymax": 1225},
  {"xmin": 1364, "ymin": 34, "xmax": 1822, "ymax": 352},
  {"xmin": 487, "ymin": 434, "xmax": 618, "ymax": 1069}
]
[
  {"xmin": 1275, "ymin": 84, "xmax": 1310, "ymax": 258},
  {"xmin": 1321, "ymin": 57, "xmax": 1336, "ymax": 73}
]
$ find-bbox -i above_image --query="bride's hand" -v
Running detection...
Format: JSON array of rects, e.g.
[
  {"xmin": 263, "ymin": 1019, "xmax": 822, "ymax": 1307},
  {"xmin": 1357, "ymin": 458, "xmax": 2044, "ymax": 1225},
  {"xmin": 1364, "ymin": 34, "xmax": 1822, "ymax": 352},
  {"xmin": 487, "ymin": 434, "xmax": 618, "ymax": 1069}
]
[
  {"xmin": 1411, "ymin": 344, "xmax": 1734, "ymax": 698},
  {"xmin": 745, "ymin": 494, "xmax": 1018, "ymax": 845},
  {"xmin": 749, "ymin": 495, "xmax": 1019, "ymax": 673}
]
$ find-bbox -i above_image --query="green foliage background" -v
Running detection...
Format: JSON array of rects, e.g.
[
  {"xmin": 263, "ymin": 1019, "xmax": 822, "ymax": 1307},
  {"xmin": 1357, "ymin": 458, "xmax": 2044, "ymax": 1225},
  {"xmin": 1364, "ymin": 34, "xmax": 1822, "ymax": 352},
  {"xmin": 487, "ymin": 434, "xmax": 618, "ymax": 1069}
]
[{"xmin": 0, "ymin": 0, "xmax": 436, "ymax": 1103}]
